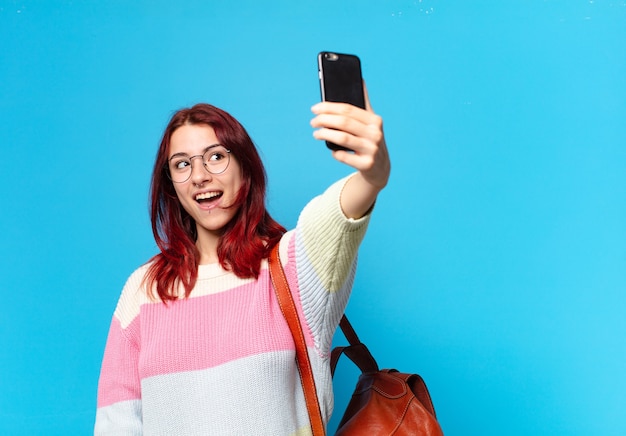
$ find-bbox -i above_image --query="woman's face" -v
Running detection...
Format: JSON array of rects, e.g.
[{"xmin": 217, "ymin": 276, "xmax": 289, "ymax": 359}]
[{"xmin": 168, "ymin": 123, "xmax": 243, "ymax": 239}]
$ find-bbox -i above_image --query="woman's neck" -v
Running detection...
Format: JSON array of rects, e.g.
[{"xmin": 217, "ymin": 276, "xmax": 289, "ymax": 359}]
[{"xmin": 195, "ymin": 227, "xmax": 221, "ymax": 264}]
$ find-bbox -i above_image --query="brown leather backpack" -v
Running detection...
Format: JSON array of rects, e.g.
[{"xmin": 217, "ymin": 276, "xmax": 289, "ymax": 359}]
[{"xmin": 330, "ymin": 316, "xmax": 444, "ymax": 435}]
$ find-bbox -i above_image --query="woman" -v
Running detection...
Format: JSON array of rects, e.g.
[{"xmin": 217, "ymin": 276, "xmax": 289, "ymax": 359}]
[{"xmin": 95, "ymin": 88, "xmax": 390, "ymax": 435}]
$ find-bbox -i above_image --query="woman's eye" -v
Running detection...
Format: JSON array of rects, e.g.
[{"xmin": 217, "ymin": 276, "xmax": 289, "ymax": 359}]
[
  {"xmin": 174, "ymin": 160, "xmax": 190, "ymax": 170},
  {"xmin": 208, "ymin": 152, "xmax": 224, "ymax": 162}
]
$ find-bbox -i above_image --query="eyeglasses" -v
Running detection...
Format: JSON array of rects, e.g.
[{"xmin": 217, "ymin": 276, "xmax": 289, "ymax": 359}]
[{"xmin": 167, "ymin": 144, "xmax": 231, "ymax": 183}]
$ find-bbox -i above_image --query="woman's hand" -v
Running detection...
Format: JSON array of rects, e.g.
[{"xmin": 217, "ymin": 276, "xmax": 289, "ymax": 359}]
[{"xmin": 310, "ymin": 83, "xmax": 391, "ymax": 219}]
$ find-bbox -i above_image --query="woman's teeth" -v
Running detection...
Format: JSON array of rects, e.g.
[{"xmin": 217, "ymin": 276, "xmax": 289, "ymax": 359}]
[{"xmin": 196, "ymin": 192, "xmax": 221, "ymax": 202}]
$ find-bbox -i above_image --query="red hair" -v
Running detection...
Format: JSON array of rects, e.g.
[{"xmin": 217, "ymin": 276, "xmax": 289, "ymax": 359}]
[{"xmin": 144, "ymin": 103, "xmax": 286, "ymax": 302}]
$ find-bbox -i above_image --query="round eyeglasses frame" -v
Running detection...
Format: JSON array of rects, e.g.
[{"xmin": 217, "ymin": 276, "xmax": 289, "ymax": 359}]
[{"xmin": 166, "ymin": 144, "xmax": 232, "ymax": 183}]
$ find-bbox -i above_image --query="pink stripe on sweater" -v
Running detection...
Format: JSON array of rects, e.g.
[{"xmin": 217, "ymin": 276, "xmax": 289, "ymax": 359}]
[
  {"xmin": 136, "ymin": 272, "xmax": 308, "ymax": 379},
  {"xmin": 97, "ymin": 317, "xmax": 142, "ymax": 407}
]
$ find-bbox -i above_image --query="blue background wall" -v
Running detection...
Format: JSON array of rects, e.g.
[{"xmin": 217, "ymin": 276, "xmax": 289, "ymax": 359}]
[{"xmin": 1, "ymin": 1, "xmax": 625, "ymax": 434}]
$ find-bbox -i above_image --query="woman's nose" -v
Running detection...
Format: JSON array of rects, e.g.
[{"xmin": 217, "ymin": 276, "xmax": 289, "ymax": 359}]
[{"xmin": 189, "ymin": 155, "xmax": 212, "ymax": 184}]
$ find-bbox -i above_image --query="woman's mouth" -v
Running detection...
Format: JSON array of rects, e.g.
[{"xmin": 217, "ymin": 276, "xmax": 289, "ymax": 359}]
[{"xmin": 195, "ymin": 191, "xmax": 223, "ymax": 205}]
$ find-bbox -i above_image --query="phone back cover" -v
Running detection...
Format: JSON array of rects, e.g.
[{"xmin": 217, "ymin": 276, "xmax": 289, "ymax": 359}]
[{"xmin": 320, "ymin": 53, "xmax": 365, "ymax": 109}]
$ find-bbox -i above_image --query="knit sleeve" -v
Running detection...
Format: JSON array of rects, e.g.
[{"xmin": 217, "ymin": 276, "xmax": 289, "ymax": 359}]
[
  {"xmin": 289, "ymin": 173, "xmax": 372, "ymax": 356},
  {"xmin": 94, "ymin": 268, "xmax": 146, "ymax": 435}
]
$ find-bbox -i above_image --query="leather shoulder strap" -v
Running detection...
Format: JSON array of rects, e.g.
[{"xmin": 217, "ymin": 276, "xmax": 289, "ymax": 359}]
[
  {"xmin": 330, "ymin": 315, "xmax": 379, "ymax": 377},
  {"xmin": 268, "ymin": 244, "xmax": 326, "ymax": 436}
]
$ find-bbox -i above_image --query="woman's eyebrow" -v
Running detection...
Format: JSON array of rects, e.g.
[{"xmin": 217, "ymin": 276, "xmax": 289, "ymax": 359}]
[{"xmin": 168, "ymin": 143, "xmax": 221, "ymax": 160}]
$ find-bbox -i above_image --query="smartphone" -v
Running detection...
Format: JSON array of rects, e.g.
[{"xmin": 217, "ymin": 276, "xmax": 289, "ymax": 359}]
[{"xmin": 317, "ymin": 51, "xmax": 365, "ymax": 151}]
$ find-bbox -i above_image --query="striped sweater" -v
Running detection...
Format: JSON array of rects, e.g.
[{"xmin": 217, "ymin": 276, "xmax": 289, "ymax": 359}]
[{"xmin": 95, "ymin": 175, "xmax": 371, "ymax": 435}]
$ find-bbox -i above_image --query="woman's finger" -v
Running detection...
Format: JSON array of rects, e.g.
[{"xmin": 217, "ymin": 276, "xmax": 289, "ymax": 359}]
[
  {"xmin": 311, "ymin": 101, "xmax": 377, "ymax": 126},
  {"xmin": 363, "ymin": 81, "xmax": 373, "ymax": 112}
]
